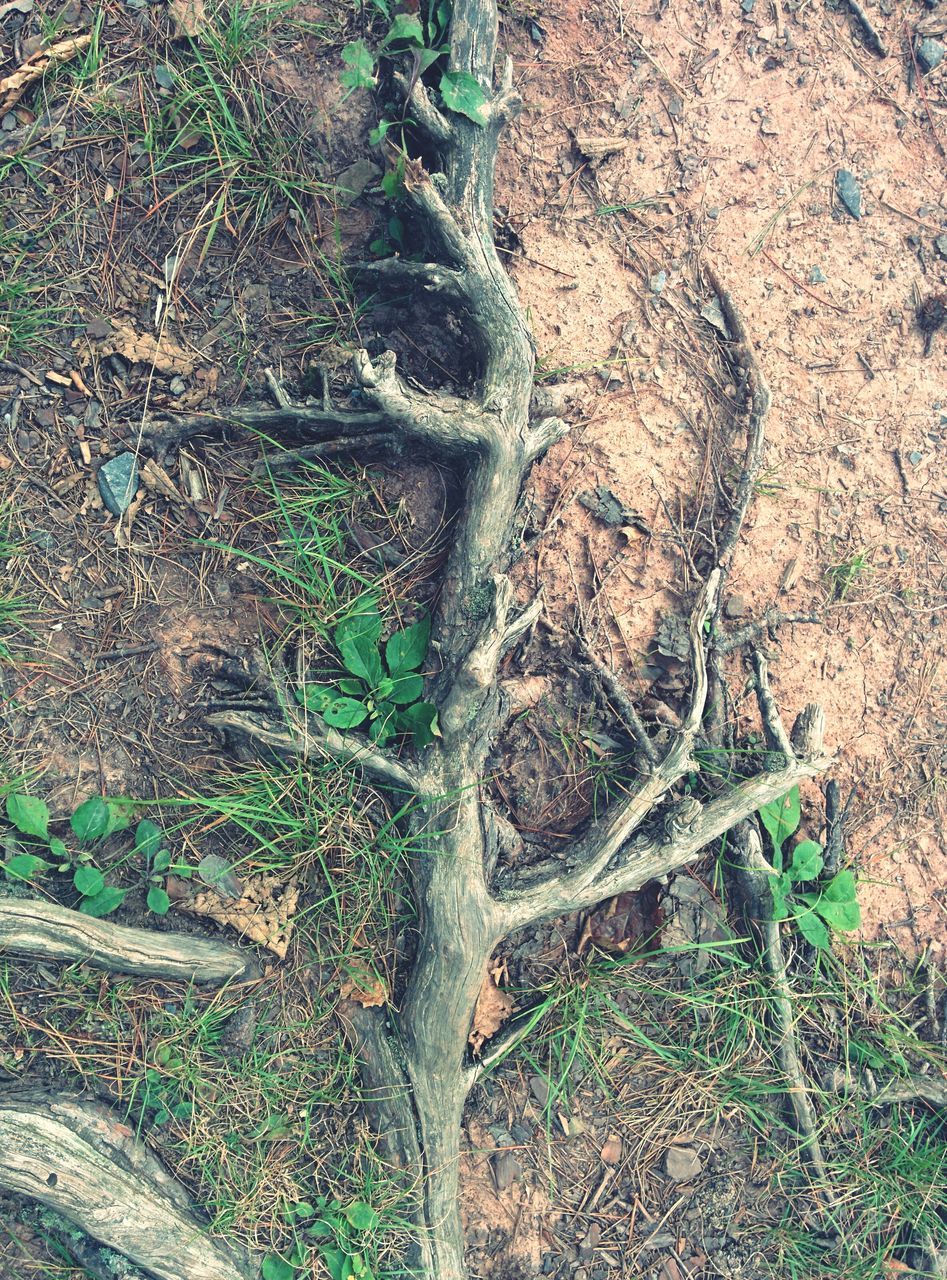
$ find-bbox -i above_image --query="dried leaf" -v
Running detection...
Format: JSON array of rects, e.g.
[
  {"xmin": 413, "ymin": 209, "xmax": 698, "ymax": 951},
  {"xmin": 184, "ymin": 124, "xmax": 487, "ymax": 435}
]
[
  {"xmin": 0, "ymin": 35, "xmax": 91, "ymax": 113},
  {"xmin": 168, "ymin": 0, "xmax": 205, "ymax": 39},
  {"xmin": 177, "ymin": 874, "xmax": 299, "ymax": 958},
  {"xmin": 340, "ymin": 960, "xmax": 388, "ymax": 1008},
  {"xmin": 468, "ymin": 969, "xmax": 514, "ymax": 1054},
  {"xmin": 89, "ymin": 321, "xmax": 196, "ymax": 376}
]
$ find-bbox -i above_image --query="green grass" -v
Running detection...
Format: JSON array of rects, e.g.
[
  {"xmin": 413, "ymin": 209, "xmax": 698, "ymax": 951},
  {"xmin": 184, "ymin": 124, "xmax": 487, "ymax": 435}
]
[{"xmin": 828, "ymin": 549, "xmax": 873, "ymax": 601}]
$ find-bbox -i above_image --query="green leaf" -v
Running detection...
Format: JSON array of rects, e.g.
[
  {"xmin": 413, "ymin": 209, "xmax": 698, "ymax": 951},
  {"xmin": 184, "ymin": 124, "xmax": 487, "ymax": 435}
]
[
  {"xmin": 335, "ymin": 609, "xmax": 384, "ymax": 686},
  {"xmin": 439, "ymin": 70, "xmax": 488, "ymax": 125},
  {"xmin": 340, "ymin": 40, "xmax": 375, "ymax": 92},
  {"xmin": 147, "ymin": 885, "xmax": 171, "ymax": 916},
  {"xmin": 104, "ymin": 799, "xmax": 134, "ymax": 836},
  {"xmin": 369, "ymin": 703, "xmax": 396, "ymax": 744},
  {"xmin": 770, "ymin": 875, "xmax": 790, "ymax": 921},
  {"xmin": 345, "ymin": 1201, "xmax": 380, "ymax": 1232},
  {"xmin": 320, "ymin": 1248, "xmax": 354, "ymax": 1280},
  {"xmin": 376, "ymin": 677, "xmax": 395, "ymax": 700},
  {"xmin": 152, "ymin": 849, "xmax": 172, "ymax": 874},
  {"xmin": 71, "ymin": 797, "xmax": 111, "ymax": 843},
  {"xmin": 793, "ymin": 906, "xmax": 832, "ymax": 950},
  {"xmin": 338, "ymin": 678, "xmax": 366, "ymax": 696},
  {"xmin": 323, "ymin": 697, "xmax": 370, "ymax": 730},
  {"xmin": 4, "ymin": 852, "xmax": 50, "ymax": 881},
  {"xmin": 6, "ymin": 794, "xmax": 49, "ymax": 839},
  {"xmin": 78, "ymin": 886, "xmax": 126, "ymax": 917},
  {"xmin": 823, "ymin": 869, "xmax": 857, "ymax": 903},
  {"xmin": 135, "ymin": 819, "xmax": 163, "ymax": 859},
  {"xmin": 381, "ymin": 154, "xmax": 405, "ymax": 199},
  {"xmin": 299, "ymin": 685, "xmax": 335, "ymax": 714},
  {"xmin": 385, "ymin": 614, "xmax": 430, "ymax": 675},
  {"xmin": 396, "ymin": 700, "xmax": 438, "ymax": 748},
  {"xmin": 757, "ymin": 787, "xmax": 800, "ymax": 856},
  {"xmin": 261, "ymin": 1256, "xmax": 296, "ymax": 1280},
  {"xmin": 292, "ymin": 1201, "xmax": 316, "ymax": 1219},
  {"xmin": 381, "ymin": 11, "xmax": 424, "ymax": 46},
  {"xmin": 49, "ymin": 836, "xmax": 69, "ymax": 861},
  {"xmin": 788, "ymin": 839, "xmax": 824, "ymax": 883},
  {"xmin": 813, "ymin": 895, "xmax": 861, "ymax": 932},
  {"xmin": 415, "ymin": 45, "xmax": 443, "ymax": 74},
  {"xmin": 388, "ymin": 673, "xmax": 423, "ymax": 705},
  {"xmin": 73, "ymin": 865, "xmax": 105, "ymax": 897}
]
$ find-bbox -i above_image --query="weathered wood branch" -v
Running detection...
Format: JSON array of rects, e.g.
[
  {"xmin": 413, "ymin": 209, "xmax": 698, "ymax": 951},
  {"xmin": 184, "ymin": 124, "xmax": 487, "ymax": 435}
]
[
  {"xmin": 0, "ymin": 896, "xmax": 256, "ymax": 982},
  {"xmin": 0, "ymin": 1093, "xmax": 259, "ymax": 1280}
]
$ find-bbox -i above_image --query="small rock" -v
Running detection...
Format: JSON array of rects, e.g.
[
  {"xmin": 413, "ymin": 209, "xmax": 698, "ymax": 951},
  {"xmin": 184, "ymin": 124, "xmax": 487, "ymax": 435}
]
[
  {"xmin": 649, "ymin": 270, "xmax": 667, "ymax": 295},
  {"xmin": 916, "ymin": 37, "xmax": 945, "ymax": 72},
  {"xmin": 168, "ymin": 375, "xmax": 186, "ymax": 396},
  {"xmin": 724, "ymin": 594, "xmax": 745, "ymax": 619},
  {"xmin": 700, "ymin": 297, "xmax": 731, "ymax": 337},
  {"xmin": 1, "ymin": 113, "xmax": 17, "ymax": 131},
  {"xmin": 741, "ymin": 0, "xmax": 755, "ymax": 11},
  {"xmin": 97, "ymin": 451, "xmax": 139, "ymax": 515},
  {"xmin": 935, "ymin": 235, "xmax": 947, "ymax": 260},
  {"xmin": 490, "ymin": 1150, "xmax": 522, "ymax": 1192},
  {"xmin": 835, "ymin": 169, "xmax": 862, "ymax": 219},
  {"xmin": 335, "ymin": 158, "xmax": 381, "ymax": 206},
  {"xmin": 809, "ymin": 264, "xmax": 828, "ymax": 284},
  {"xmin": 909, "ymin": 450, "xmax": 924, "ymax": 466},
  {"xmin": 665, "ymin": 1145, "xmax": 703, "ymax": 1182},
  {"xmin": 530, "ymin": 1074, "xmax": 550, "ymax": 1106}
]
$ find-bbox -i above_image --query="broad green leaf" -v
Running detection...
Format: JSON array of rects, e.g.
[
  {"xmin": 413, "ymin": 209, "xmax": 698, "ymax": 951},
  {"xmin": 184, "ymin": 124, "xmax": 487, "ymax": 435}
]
[
  {"xmin": 152, "ymin": 849, "xmax": 172, "ymax": 874},
  {"xmin": 299, "ymin": 685, "xmax": 335, "ymax": 714},
  {"xmin": 338, "ymin": 678, "xmax": 366, "ymax": 696},
  {"xmin": 823, "ymin": 869, "xmax": 857, "ymax": 903},
  {"xmin": 292, "ymin": 1201, "xmax": 316, "ymax": 1219},
  {"xmin": 757, "ymin": 787, "xmax": 800, "ymax": 855},
  {"xmin": 147, "ymin": 885, "xmax": 171, "ymax": 916},
  {"xmin": 323, "ymin": 697, "xmax": 370, "ymax": 730},
  {"xmin": 396, "ymin": 701, "xmax": 438, "ymax": 748},
  {"xmin": 335, "ymin": 610, "xmax": 384, "ymax": 686},
  {"xmin": 793, "ymin": 906, "xmax": 832, "ymax": 949},
  {"xmin": 6, "ymin": 794, "xmax": 49, "ymax": 839},
  {"xmin": 388, "ymin": 673, "xmax": 423, "ymax": 705},
  {"xmin": 345, "ymin": 1201, "xmax": 380, "ymax": 1232},
  {"xmin": 788, "ymin": 839, "xmax": 824, "ymax": 883},
  {"xmin": 416, "ymin": 45, "xmax": 443, "ymax": 74},
  {"xmin": 385, "ymin": 614, "xmax": 430, "ymax": 675},
  {"xmin": 376, "ymin": 677, "xmax": 395, "ymax": 700},
  {"xmin": 78, "ymin": 886, "xmax": 126, "ymax": 917},
  {"xmin": 340, "ymin": 40, "xmax": 375, "ymax": 92},
  {"xmin": 439, "ymin": 70, "xmax": 488, "ymax": 125},
  {"xmin": 381, "ymin": 155, "xmax": 405, "ymax": 199},
  {"xmin": 49, "ymin": 836, "xmax": 68, "ymax": 861},
  {"xmin": 381, "ymin": 11, "xmax": 424, "ymax": 46},
  {"xmin": 71, "ymin": 797, "xmax": 110, "ymax": 843},
  {"xmin": 4, "ymin": 852, "xmax": 50, "ymax": 881},
  {"xmin": 261, "ymin": 1257, "xmax": 296, "ymax": 1280},
  {"xmin": 73, "ymin": 865, "xmax": 105, "ymax": 897},
  {"xmin": 369, "ymin": 119, "xmax": 393, "ymax": 147},
  {"xmin": 813, "ymin": 895, "xmax": 861, "ymax": 932},
  {"xmin": 104, "ymin": 799, "xmax": 134, "ymax": 836},
  {"xmin": 369, "ymin": 704, "xmax": 396, "ymax": 744},
  {"xmin": 135, "ymin": 819, "xmax": 163, "ymax": 859},
  {"xmin": 320, "ymin": 1248, "xmax": 354, "ymax": 1280}
]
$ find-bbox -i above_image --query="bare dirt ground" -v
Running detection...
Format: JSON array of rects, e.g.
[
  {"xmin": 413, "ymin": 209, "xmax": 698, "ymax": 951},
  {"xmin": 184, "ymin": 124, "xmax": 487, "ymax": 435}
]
[{"xmin": 1, "ymin": 0, "xmax": 947, "ymax": 1277}]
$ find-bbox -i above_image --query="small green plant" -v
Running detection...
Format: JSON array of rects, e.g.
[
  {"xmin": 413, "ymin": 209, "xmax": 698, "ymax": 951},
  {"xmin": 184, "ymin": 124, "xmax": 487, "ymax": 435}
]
[
  {"xmin": 263, "ymin": 1195, "xmax": 381, "ymax": 1280},
  {"xmin": 298, "ymin": 606, "xmax": 438, "ymax": 748},
  {"xmin": 757, "ymin": 786, "xmax": 861, "ymax": 949},
  {"xmin": 340, "ymin": 4, "xmax": 488, "ymax": 127},
  {"xmin": 827, "ymin": 550, "xmax": 872, "ymax": 601},
  {"xmin": 2, "ymin": 796, "xmax": 189, "ymax": 917}
]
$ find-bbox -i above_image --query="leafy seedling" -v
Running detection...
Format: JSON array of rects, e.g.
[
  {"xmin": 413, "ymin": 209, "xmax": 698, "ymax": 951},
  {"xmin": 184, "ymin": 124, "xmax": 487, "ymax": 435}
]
[
  {"xmin": 757, "ymin": 786, "xmax": 861, "ymax": 949},
  {"xmin": 264, "ymin": 1194, "xmax": 382, "ymax": 1280},
  {"xmin": 298, "ymin": 606, "xmax": 438, "ymax": 748}
]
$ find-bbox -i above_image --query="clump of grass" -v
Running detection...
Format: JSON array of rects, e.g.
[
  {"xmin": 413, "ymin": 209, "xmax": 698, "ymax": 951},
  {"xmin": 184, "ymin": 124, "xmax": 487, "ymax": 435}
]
[{"xmin": 828, "ymin": 549, "xmax": 872, "ymax": 601}]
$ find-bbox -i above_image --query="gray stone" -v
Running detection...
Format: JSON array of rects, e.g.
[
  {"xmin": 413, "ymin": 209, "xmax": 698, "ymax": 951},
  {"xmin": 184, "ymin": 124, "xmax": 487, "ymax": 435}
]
[
  {"xmin": 835, "ymin": 169, "xmax": 862, "ymax": 219},
  {"xmin": 335, "ymin": 159, "xmax": 382, "ymax": 206},
  {"xmin": 665, "ymin": 1145, "xmax": 703, "ymax": 1182},
  {"xmin": 97, "ymin": 452, "xmax": 139, "ymax": 515},
  {"xmin": 916, "ymin": 37, "xmax": 945, "ymax": 72},
  {"xmin": 490, "ymin": 1150, "xmax": 522, "ymax": 1192},
  {"xmin": 649, "ymin": 269, "xmax": 667, "ymax": 294},
  {"xmin": 809, "ymin": 264, "xmax": 827, "ymax": 284},
  {"xmin": 935, "ymin": 235, "xmax": 947, "ymax": 260}
]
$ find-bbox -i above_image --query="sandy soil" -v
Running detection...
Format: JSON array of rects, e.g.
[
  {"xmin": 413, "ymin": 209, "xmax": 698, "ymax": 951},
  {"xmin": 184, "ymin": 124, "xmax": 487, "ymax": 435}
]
[{"xmin": 497, "ymin": 0, "xmax": 947, "ymax": 956}]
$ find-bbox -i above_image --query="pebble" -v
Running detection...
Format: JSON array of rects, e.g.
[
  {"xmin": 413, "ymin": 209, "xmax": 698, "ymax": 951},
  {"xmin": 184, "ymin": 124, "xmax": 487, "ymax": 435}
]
[
  {"xmin": 835, "ymin": 169, "xmax": 862, "ymax": 219},
  {"xmin": 934, "ymin": 235, "xmax": 947, "ymax": 260},
  {"xmin": 649, "ymin": 270, "xmax": 667, "ymax": 295},
  {"xmin": 530, "ymin": 1074, "xmax": 550, "ymax": 1106},
  {"xmin": 809, "ymin": 264, "xmax": 828, "ymax": 284},
  {"xmin": 665, "ymin": 1145, "xmax": 703, "ymax": 1182},
  {"xmin": 97, "ymin": 451, "xmax": 139, "ymax": 516},
  {"xmin": 916, "ymin": 37, "xmax": 945, "ymax": 72},
  {"xmin": 490, "ymin": 1150, "xmax": 522, "ymax": 1192}
]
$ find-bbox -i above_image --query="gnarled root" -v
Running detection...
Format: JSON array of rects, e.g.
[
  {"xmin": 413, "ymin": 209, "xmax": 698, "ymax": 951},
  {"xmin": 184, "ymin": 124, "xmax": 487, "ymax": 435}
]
[{"xmin": 0, "ymin": 1093, "xmax": 260, "ymax": 1280}]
